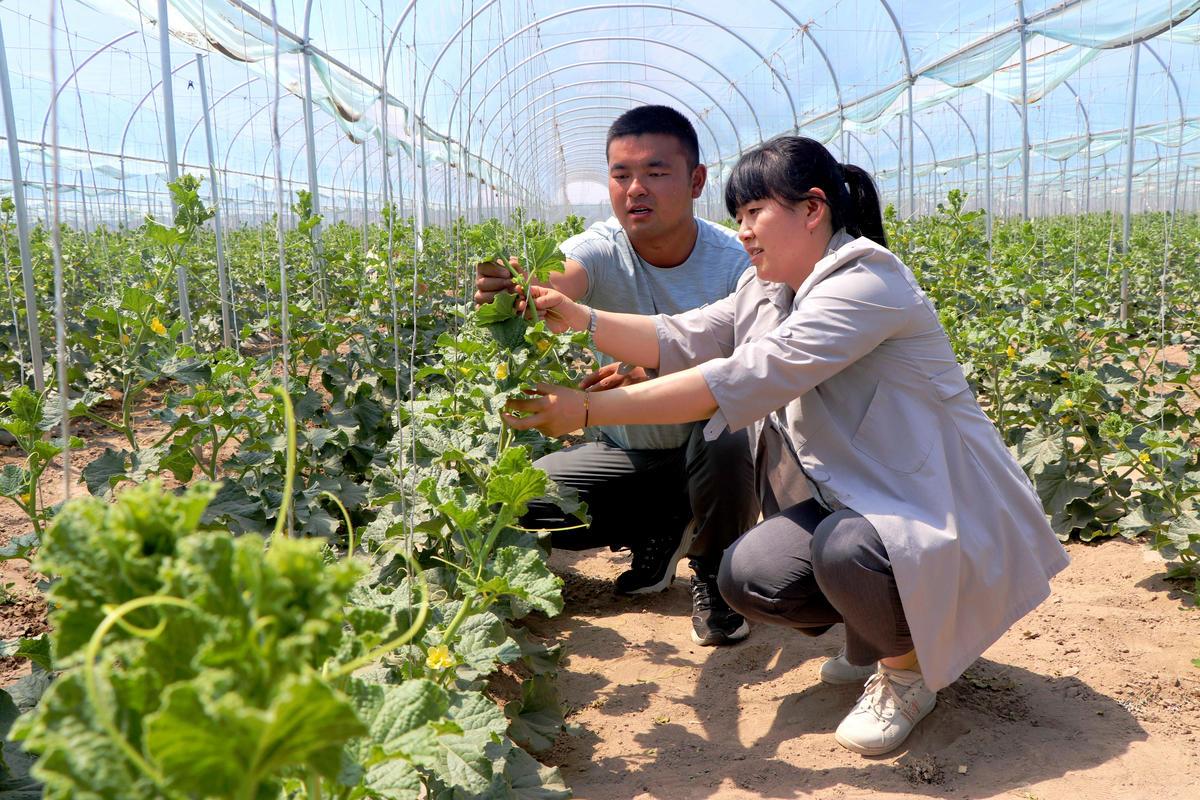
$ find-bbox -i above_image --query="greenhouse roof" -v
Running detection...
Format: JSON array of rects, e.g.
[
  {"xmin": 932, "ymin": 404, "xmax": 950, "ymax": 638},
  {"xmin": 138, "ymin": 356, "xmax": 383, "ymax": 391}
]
[{"xmin": 1, "ymin": 0, "xmax": 1198, "ymax": 222}]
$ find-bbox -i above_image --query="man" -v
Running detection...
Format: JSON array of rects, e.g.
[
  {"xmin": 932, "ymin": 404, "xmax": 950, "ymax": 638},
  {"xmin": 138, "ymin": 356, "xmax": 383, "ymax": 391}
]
[{"xmin": 475, "ymin": 105, "xmax": 758, "ymax": 646}]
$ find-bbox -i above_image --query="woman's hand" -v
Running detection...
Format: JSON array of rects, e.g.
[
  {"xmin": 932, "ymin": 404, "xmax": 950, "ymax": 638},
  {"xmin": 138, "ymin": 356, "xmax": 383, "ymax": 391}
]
[
  {"xmin": 515, "ymin": 285, "xmax": 590, "ymax": 334},
  {"xmin": 502, "ymin": 383, "xmax": 587, "ymax": 438}
]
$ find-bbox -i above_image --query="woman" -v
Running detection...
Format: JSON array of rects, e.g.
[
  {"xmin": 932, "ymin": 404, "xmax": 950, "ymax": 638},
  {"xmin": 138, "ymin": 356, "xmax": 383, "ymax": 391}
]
[{"xmin": 503, "ymin": 136, "xmax": 1069, "ymax": 755}]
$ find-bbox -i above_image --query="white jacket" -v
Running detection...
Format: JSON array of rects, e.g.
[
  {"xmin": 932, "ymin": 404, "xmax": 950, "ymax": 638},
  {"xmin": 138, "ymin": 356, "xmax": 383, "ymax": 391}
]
[{"xmin": 653, "ymin": 230, "xmax": 1069, "ymax": 690}]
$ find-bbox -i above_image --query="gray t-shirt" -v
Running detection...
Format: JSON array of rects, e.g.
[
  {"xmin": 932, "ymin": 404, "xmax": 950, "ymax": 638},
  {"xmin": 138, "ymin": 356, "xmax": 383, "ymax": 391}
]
[{"xmin": 561, "ymin": 216, "xmax": 750, "ymax": 450}]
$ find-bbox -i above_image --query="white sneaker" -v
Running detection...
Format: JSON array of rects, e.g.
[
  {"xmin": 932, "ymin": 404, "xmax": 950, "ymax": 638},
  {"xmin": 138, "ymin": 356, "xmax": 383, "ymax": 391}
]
[
  {"xmin": 819, "ymin": 647, "xmax": 878, "ymax": 685},
  {"xmin": 834, "ymin": 666, "xmax": 937, "ymax": 755}
]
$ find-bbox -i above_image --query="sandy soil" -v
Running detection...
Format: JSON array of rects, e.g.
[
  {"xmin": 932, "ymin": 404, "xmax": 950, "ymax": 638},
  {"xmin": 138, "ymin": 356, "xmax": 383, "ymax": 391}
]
[{"xmin": 529, "ymin": 541, "xmax": 1200, "ymax": 800}]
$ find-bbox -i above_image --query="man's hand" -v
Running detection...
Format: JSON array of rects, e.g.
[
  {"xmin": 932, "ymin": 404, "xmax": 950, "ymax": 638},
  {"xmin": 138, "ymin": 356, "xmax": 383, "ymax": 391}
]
[
  {"xmin": 474, "ymin": 256, "xmax": 525, "ymax": 306},
  {"xmin": 579, "ymin": 361, "xmax": 650, "ymax": 392}
]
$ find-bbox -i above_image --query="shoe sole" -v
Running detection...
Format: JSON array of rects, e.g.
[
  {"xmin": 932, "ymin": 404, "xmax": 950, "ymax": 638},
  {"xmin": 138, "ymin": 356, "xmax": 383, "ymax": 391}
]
[
  {"xmin": 833, "ymin": 698, "xmax": 937, "ymax": 756},
  {"xmin": 819, "ymin": 665, "xmax": 878, "ymax": 685},
  {"xmin": 690, "ymin": 619, "xmax": 751, "ymax": 646},
  {"xmin": 619, "ymin": 519, "xmax": 697, "ymax": 596}
]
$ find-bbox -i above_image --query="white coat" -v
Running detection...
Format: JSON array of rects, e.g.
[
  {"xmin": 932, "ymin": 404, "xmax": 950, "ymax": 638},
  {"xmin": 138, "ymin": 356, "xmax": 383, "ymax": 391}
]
[{"xmin": 653, "ymin": 230, "xmax": 1069, "ymax": 690}]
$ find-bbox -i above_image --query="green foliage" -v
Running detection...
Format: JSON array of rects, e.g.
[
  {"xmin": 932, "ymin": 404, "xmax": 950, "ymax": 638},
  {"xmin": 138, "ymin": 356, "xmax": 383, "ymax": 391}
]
[{"xmin": 890, "ymin": 195, "xmax": 1200, "ymax": 593}]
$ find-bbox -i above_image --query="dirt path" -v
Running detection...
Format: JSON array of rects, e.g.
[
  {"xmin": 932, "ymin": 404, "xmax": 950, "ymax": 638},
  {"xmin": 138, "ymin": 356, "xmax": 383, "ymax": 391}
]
[{"xmin": 531, "ymin": 540, "xmax": 1200, "ymax": 800}]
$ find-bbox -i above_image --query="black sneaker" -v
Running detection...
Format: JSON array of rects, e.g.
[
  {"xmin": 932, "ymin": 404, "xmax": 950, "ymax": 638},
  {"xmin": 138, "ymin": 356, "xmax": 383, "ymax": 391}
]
[
  {"xmin": 689, "ymin": 570, "xmax": 750, "ymax": 646},
  {"xmin": 614, "ymin": 520, "xmax": 695, "ymax": 595}
]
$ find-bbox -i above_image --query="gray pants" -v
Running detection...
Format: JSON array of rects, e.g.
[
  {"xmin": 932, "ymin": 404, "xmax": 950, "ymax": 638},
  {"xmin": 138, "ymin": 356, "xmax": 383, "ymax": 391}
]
[
  {"xmin": 521, "ymin": 422, "xmax": 759, "ymax": 571},
  {"xmin": 717, "ymin": 498, "xmax": 913, "ymax": 665}
]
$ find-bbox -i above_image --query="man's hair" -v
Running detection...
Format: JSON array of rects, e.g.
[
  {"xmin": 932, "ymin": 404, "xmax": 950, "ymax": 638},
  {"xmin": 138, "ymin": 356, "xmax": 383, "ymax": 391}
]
[{"xmin": 606, "ymin": 105, "xmax": 701, "ymax": 169}]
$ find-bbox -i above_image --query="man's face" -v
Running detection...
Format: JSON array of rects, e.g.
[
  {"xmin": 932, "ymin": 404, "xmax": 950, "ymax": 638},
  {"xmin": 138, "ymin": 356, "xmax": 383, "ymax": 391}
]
[{"xmin": 607, "ymin": 133, "xmax": 705, "ymax": 240}]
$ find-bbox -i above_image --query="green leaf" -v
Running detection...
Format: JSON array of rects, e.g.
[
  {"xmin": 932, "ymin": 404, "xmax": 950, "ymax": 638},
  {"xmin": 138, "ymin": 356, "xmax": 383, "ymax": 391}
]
[
  {"xmin": 505, "ymin": 674, "xmax": 563, "ymax": 753},
  {"xmin": 492, "ymin": 746, "xmax": 571, "ymax": 800},
  {"xmin": 0, "ymin": 532, "xmax": 39, "ymax": 563},
  {"xmin": 120, "ymin": 286, "xmax": 156, "ymax": 314},
  {"xmin": 14, "ymin": 634, "xmax": 51, "ymax": 672},
  {"xmin": 1034, "ymin": 462, "xmax": 1097, "ymax": 536},
  {"xmin": 201, "ymin": 481, "xmax": 268, "ymax": 534},
  {"xmin": 80, "ymin": 448, "xmax": 129, "ymax": 497},
  {"xmin": 477, "ymin": 291, "xmax": 518, "ymax": 325},
  {"xmin": 487, "ymin": 447, "xmax": 548, "ymax": 517},
  {"xmin": 488, "ymin": 317, "xmax": 527, "ymax": 350},
  {"xmin": 487, "ymin": 546, "xmax": 564, "ymax": 617},
  {"xmin": 0, "ymin": 464, "xmax": 29, "ymax": 499},
  {"xmin": 454, "ymin": 610, "xmax": 521, "ymax": 678},
  {"xmin": 1014, "ymin": 425, "xmax": 1064, "ymax": 477},
  {"xmin": 507, "ymin": 625, "xmax": 562, "ymax": 675}
]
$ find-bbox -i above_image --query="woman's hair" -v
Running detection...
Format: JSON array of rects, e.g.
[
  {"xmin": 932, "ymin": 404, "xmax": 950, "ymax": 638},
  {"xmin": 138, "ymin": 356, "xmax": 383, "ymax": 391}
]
[{"xmin": 723, "ymin": 136, "xmax": 887, "ymax": 248}]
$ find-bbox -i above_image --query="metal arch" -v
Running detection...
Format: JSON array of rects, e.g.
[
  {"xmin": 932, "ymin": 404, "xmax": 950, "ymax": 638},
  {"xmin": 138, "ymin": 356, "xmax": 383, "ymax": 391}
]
[
  {"xmin": 485, "ymin": 87, "xmax": 723, "ymax": 190},
  {"xmin": 483, "ymin": 83, "xmax": 725, "ymax": 185},
  {"xmin": 1141, "ymin": 43, "xmax": 1187, "ymax": 214},
  {"xmin": 397, "ymin": 2, "xmax": 800, "ymax": 227},
  {"xmin": 760, "ymin": 0, "xmax": 847, "ymax": 142},
  {"xmin": 181, "ymin": 76, "xmax": 259, "ymax": 164},
  {"xmin": 910, "ymin": 118, "xmax": 939, "ymax": 211},
  {"xmin": 520, "ymin": 140, "xmax": 610, "ymax": 197},
  {"xmin": 488, "ymin": 89, "xmax": 723, "ymax": 203},
  {"xmin": 399, "ymin": 2, "xmax": 799, "ymax": 140},
  {"xmin": 492, "ymin": 99, "xmax": 637, "ymax": 150},
  {"xmin": 475, "ymin": 60, "xmax": 743, "ymax": 156},
  {"xmin": 450, "ymin": 36, "xmax": 764, "ymax": 146},
  {"xmin": 1060, "ymin": 81, "xmax": 1092, "ymax": 211},
  {"xmin": 118, "ymin": 56, "xmax": 199, "ymax": 178},
  {"xmin": 38, "ymin": 31, "xmax": 138, "ymax": 144},
  {"xmin": 221, "ymin": 92, "xmax": 312, "ymax": 177},
  {"xmin": 264, "ymin": 115, "xmax": 316, "ymax": 185},
  {"xmin": 845, "ymin": 132, "xmax": 878, "ymax": 175},
  {"xmin": 221, "ymin": 0, "xmax": 521, "ymax": 203},
  {"xmin": 877, "ymin": 0, "xmax": 915, "ymax": 215},
  {"xmin": 288, "ymin": 116, "xmax": 341, "ymax": 184},
  {"xmin": 944, "ymin": 103, "xmax": 979, "ymax": 162}
]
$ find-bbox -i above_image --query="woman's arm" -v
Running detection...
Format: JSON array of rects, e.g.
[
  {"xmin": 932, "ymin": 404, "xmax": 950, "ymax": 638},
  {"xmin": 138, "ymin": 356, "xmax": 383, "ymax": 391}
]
[
  {"xmin": 524, "ymin": 286, "xmax": 661, "ymax": 369},
  {"xmin": 503, "ymin": 369, "xmax": 717, "ymax": 438}
]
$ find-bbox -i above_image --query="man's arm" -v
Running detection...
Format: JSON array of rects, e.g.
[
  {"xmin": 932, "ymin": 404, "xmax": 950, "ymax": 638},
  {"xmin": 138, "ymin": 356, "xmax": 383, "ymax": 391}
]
[{"xmin": 474, "ymin": 256, "xmax": 590, "ymax": 305}]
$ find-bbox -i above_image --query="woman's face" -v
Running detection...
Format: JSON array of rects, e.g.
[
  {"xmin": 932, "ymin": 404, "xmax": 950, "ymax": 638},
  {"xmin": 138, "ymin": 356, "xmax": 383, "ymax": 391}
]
[{"xmin": 734, "ymin": 193, "xmax": 829, "ymax": 290}]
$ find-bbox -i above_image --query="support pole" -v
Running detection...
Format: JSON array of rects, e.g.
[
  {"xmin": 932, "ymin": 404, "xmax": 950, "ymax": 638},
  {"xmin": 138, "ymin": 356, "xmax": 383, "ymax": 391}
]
[
  {"xmin": 1120, "ymin": 43, "xmax": 1140, "ymax": 322},
  {"xmin": 1016, "ymin": 0, "xmax": 1030, "ymax": 220},
  {"xmin": 300, "ymin": 40, "xmax": 326, "ymax": 306},
  {"xmin": 907, "ymin": 82, "xmax": 915, "ymax": 217},
  {"xmin": 0, "ymin": 18, "xmax": 45, "ymax": 389},
  {"xmin": 984, "ymin": 92, "xmax": 993, "ymax": 250},
  {"xmin": 156, "ymin": 0, "xmax": 193, "ymax": 343},
  {"xmin": 361, "ymin": 143, "xmax": 368, "ymax": 255},
  {"xmin": 196, "ymin": 55, "xmax": 233, "ymax": 348}
]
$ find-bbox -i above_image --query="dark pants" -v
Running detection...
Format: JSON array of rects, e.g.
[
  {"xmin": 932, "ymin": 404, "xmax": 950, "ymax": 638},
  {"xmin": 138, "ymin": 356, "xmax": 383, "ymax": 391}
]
[
  {"xmin": 521, "ymin": 422, "xmax": 759, "ymax": 571},
  {"xmin": 717, "ymin": 498, "xmax": 913, "ymax": 665}
]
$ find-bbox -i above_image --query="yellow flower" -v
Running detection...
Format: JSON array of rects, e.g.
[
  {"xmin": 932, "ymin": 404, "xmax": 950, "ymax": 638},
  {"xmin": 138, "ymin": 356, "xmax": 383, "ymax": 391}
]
[
  {"xmin": 1059, "ymin": 415, "xmax": 1071, "ymax": 425},
  {"xmin": 1006, "ymin": 345, "xmax": 1017, "ymax": 360},
  {"xmin": 1060, "ymin": 371, "xmax": 1070, "ymax": 379},
  {"xmin": 425, "ymin": 644, "xmax": 455, "ymax": 670},
  {"xmin": 458, "ymin": 366, "xmax": 471, "ymax": 376},
  {"xmin": 494, "ymin": 363, "xmax": 509, "ymax": 381},
  {"xmin": 1031, "ymin": 299, "xmax": 1042, "ymax": 308},
  {"xmin": 18, "ymin": 492, "xmax": 31, "ymax": 505},
  {"xmin": 120, "ymin": 333, "xmax": 131, "ymax": 346},
  {"xmin": 1138, "ymin": 452, "xmax": 1151, "ymax": 464},
  {"xmin": 1061, "ymin": 398, "xmax": 1074, "ymax": 409},
  {"xmin": 150, "ymin": 317, "xmax": 167, "ymax": 336},
  {"xmin": 536, "ymin": 339, "xmax": 551, "ymax": 353}
]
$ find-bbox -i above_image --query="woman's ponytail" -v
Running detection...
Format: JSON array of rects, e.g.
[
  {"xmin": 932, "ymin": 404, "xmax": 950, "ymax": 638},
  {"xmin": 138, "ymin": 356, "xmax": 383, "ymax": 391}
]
[
  {"xmin": 840, "ymin": 163, "xmax": 887, "ymax": 248},
  {"xmin": 725, "ymin": 137, "xmax": 889, "ymax": 250}
]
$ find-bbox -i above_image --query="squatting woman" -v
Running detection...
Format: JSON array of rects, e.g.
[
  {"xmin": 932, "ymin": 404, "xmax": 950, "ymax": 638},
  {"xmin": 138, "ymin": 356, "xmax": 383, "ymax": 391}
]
[{"xmin": 503, "ymin": 136, "xmax": 1068, "ymax": 755}]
